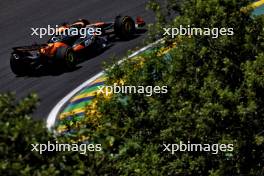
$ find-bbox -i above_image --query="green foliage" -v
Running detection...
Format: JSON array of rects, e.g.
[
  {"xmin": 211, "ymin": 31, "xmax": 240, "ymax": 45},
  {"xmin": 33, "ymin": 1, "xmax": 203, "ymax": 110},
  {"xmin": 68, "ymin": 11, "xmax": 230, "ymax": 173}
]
[
  {"xmin": 82, "ymin": 0, "xmax": 264, "ymax": 175},
  {"xmin": 2, "ymin": 0, "xmax": 264, "ymax": 175},
  {"xmin": 146, "ymin": 0, "xmax": 183, "ymax": 41},
  {"xmin": 0, "ymin": 93, "xmax": 112, "ymax": 176}
]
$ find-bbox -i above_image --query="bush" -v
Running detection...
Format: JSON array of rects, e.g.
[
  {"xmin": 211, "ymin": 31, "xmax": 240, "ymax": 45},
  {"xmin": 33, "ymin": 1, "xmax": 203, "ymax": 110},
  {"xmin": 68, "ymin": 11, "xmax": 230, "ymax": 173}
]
[
  {"xmin": 81, "ymin": 0, "xmax": 264, "ymax": 175},
  {"xmin": 0, "ymin": 93, "xmax": 112, "ymax": 175}
]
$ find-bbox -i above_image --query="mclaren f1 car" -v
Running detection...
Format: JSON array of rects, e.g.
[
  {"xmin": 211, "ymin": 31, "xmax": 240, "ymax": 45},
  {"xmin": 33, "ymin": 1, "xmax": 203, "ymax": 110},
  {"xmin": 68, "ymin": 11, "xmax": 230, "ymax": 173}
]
[{"xmin": 10, "ymin": 15, "xmax": 146, "ymax": 76}]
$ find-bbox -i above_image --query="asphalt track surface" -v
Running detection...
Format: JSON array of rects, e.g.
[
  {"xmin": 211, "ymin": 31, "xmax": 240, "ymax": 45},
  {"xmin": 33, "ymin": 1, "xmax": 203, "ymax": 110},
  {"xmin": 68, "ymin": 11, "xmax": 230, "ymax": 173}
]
[{"xmin": 0, "ymin": 0, "xmax": 155, "ymax": 120}]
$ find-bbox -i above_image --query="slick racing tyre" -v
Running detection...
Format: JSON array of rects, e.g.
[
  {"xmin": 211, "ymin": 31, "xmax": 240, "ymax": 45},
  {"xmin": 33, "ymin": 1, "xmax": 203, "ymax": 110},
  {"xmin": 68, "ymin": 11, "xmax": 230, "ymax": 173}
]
[
  {"xmin": 10, "ymin": 53, "xmax": 30, "ymax": 76},
  {"xmin": 56, "ymin": 46, "xmax": 76, "ymax": 70},
  {"xmin": 114, "ymin": 15, "xmax": 136, "ymax": 40}
]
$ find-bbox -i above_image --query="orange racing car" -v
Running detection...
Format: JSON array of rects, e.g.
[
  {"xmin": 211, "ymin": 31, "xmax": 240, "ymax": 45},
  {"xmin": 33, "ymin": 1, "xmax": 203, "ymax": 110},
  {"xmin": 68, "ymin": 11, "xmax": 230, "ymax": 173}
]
[{"xmin": 10, "ymin": 15, "xmax": 145, "ymax": 76}]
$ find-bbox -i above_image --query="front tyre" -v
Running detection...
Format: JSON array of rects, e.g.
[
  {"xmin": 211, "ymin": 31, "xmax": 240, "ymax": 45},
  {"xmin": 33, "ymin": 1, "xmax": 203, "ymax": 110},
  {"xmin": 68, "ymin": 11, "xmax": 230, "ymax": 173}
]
[{"xmin": 114, "ymin": 15, "xmax": 135, "ymax": 40}]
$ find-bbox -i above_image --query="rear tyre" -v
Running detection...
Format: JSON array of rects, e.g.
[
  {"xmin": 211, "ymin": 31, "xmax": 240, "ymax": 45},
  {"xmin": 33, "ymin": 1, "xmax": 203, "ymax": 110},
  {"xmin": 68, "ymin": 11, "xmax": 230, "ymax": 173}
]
[
  {"xmin": 56, "ymin": 46, "xmax": 76, "ymax": 70},
  {"xmin": 10, "ymin": 53, "xmax": 29, "ymax": 76},
  {"xmin": 114, "ymin": 15, "xmax": 135, "ymax": 40}
]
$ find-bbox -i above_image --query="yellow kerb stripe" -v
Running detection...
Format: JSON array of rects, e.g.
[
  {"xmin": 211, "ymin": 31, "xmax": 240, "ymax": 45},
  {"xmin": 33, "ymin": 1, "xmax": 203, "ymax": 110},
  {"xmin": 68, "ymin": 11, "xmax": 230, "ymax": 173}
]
[
  {"xmin": 59, "ymin": 108, "xmax": 86, "ymax": 119},
  {"xmin": 70, "ymin": 76, "xmax": 107, "ymax": 102},
  {"xmin": 247, "ymin": 0, "xmax": 264, "ymax": 9},
  {"xmin": 70, "ymin": 91, "xmax": 97, "ymax": 102},
  {"xmin": 250, "ymin": 0, "xmax": 264, "ymax": 9}
]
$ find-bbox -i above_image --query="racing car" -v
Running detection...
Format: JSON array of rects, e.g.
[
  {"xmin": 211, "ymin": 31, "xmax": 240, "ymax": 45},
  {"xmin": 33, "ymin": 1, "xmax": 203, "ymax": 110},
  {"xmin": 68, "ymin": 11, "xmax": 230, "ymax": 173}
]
[{"xmin": 10, "ymin": 15, "xmax": 146, "ymax": 76}]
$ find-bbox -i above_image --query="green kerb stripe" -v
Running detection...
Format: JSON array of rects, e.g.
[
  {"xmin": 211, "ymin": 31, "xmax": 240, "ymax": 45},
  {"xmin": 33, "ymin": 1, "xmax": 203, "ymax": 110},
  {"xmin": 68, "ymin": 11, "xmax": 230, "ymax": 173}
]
[
  {"xmin": 78, "ymin": 84, "xmax": 103, "ymax": 95},
  {"xmin": 63, "ymin": 100, "xmax": 93, "ymax": 113}
]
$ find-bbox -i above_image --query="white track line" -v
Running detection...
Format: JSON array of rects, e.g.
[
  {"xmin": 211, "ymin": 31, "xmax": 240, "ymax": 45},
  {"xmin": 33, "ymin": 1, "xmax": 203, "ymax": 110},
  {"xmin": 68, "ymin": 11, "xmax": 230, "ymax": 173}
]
[
  {"xmin": 46, "ymin": 39, "xmax": 162, "ymax": 130},
  {"xmin": 46, "ymin": 71, "xmax": 104, "ymax": 129}
]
